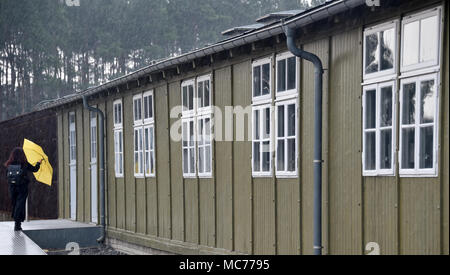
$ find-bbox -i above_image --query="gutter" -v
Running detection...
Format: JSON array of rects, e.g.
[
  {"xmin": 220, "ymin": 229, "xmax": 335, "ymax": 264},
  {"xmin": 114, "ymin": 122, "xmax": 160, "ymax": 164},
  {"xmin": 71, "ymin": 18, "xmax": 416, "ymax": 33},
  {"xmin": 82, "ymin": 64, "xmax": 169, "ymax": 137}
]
[
  {"xmin": 82, "ymin": 96, "xmax": 106, "ymax": 244},
  {"xmin": 36, "ymin": 0, "xmax": 366, "ymax": 111}
]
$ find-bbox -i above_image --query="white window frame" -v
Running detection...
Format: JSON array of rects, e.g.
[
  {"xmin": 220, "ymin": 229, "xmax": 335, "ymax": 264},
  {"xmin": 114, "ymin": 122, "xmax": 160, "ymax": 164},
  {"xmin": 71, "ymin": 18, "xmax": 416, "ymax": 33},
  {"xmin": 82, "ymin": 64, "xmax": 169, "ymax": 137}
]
[
  {"xmin": 182, "ymin": 117, "xmax": 197, "ymax": 178},
  {"xmin": 113, "ymin": 99, "xmax": 124, "ymax": 178},
  {"xmin": 197, "ymin": 115, "xmax": 213, "ymax": 178},
  {"xmin": 362, "ymin": 81, "xmax": 397, "ymax": 176},
  {"xmin": 90, "ymin": 109, "xmax": 97, "ymax": 164},
  {"xmin": 276, "ymin": 52, "xmax": 298, "ymax": 101},
  {"xmin": 399, "ymin": 73, "xmax": 439, "ymax": 177},
  {"xmin": 252, "ymin": 57, "xmax": 272, "ymax": 104},
  {"xmin": 144, "ymin": 125, "xmax": 156, "ymax": 178},
  {"xmin": 182, "ymin": 79, "xmax": 196, "ymax": 117},
  {"xmin": 68, "ymin": 112, "xmax": 77, "ymax": 165},
  {"xmin": 143, "ymin": 90, "xmax": 154, "ymax": 124},
  {"xmin": 400, "ymin": 7, "xmax": 442, "ymax": 73},
  {"xmin": 197, "ymin": 75, "xmax": 212, "ymax": 115},
  {"xmin": 363, "ymin": 20, "xmax": 399, "ymax": 81},
  {"xmin": 252, "ymin": 104, "xmax": 273, "ymax": 177},
  {"xmin": 275, "ymin": 99, "xmax": 298, "ymax": 178}
]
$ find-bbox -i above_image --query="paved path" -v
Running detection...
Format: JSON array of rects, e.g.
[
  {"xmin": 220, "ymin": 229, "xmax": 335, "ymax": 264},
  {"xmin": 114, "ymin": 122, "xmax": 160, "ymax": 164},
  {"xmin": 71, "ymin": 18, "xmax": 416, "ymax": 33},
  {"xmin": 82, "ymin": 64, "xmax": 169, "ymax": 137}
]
[{"xmin": 0, "ymin": 222, "xmax": 47, "ymax": 255}]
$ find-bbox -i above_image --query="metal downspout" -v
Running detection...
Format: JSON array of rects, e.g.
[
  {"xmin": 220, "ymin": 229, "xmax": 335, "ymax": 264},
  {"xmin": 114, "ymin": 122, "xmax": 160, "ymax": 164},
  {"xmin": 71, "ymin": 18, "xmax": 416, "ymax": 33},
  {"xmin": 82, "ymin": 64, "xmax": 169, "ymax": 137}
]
[
  {"xmin": 283, "ymin": 25, "xmax": 324, "ymax": 255},
  {"xmin": 82, "ymin": 96, "xmax": 106, "ymax": 244}
]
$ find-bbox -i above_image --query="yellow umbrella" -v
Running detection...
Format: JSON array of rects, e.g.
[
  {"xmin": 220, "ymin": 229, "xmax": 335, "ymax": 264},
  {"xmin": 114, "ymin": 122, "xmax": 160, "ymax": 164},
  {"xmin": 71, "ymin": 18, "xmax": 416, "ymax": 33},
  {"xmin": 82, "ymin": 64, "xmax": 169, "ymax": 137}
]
[{"xmin": 23, "ymin": 139, "xmax": 53, "ymax": 186}]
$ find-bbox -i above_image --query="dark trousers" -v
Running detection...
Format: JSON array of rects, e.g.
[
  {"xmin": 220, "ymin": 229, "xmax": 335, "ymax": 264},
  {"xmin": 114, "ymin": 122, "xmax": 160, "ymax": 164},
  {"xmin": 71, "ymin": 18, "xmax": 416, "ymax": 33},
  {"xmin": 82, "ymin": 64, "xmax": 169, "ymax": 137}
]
[{"xmin": 9, "ymin": 184, "xmax": 28, "ymax": 223}]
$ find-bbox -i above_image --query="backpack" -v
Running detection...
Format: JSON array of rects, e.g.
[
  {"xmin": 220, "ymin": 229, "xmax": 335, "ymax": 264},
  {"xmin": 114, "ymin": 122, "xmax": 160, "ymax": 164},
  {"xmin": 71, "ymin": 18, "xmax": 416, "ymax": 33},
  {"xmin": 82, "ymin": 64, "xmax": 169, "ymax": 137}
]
[{"xmin": 7, "ymin": 165, "xmax": 25, "ymax": 185}]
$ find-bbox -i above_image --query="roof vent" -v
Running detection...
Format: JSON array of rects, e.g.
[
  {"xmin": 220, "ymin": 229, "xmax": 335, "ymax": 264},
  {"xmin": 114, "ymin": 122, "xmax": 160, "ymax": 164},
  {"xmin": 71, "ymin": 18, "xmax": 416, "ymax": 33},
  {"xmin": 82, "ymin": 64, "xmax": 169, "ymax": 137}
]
[
  {"xmin": 256, "ymin": 10, "xmax": 304, "ymax": 25},
  {"xmin": 221, "ymin": 23, "xmax": 265, "ymax": 37}
]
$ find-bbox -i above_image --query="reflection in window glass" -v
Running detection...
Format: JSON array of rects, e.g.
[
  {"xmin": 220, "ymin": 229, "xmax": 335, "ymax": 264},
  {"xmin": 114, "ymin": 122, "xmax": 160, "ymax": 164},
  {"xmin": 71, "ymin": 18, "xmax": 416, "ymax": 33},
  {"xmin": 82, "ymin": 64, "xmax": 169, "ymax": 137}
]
[
  {"xmin": 402, "ymin": 83, "xmax": 416, "ymax": 125},
  {"xmin": 380, "ymin": 29, "xmax": 395, "ymax": 71},
  {"xmin": 401, "ymin": 128, "xmax": 415, "ymax": 169},
  {"xmin": 380, "ymin": 86, "xmax": 393, "ymax": 127},
  {"xmin": 419, "ymin": 126, "xmax": 434, "ymax": 169},
  {"xmin": 287, "ymin": 57, "xmax": 296, "ymax": 90},
  {"xmin": 365, "ymin": 89, "xmax": 376, "ymax": 129},
  {"xmin": 365, "ymin": 33, "xmax": 379, "ymax": 74},
  {"xmin": 253, "ymin": 66, "xmax": 261, "ymax": 97},
  {"xmin": 365, "ymin": 132, "xmax": 376, "ymax": 170},
  {"xmin": 262, "ymin": 64, "xmax": 270, "ymax": 96},
  {"xmin": 380, "ymin": 130, "xmax": 392, "ymax": 169},
  {"xmin": 420, "ymin": 80, "xmax": 435, "ymax": 124},
  {"xmin": 277, "ymin": 59, "xmax": 286, "ymax": 92}
]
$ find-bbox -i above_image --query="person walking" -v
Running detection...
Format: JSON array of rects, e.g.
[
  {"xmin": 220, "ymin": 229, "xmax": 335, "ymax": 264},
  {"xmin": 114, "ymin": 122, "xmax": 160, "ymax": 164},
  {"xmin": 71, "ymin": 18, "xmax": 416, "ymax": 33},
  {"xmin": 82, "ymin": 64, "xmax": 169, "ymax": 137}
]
[{"xmin": 4, "ymin": 147, "xmax": 41, "ymax": 231}]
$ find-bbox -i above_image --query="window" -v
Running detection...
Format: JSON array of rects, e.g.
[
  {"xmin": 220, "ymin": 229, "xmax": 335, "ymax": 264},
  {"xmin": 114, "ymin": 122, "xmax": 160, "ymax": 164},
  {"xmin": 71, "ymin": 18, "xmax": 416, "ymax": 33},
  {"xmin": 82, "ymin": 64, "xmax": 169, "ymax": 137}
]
[
  {"xmin": 181, "ymin": 75, "xmax": 213, "ymax": 178},
  {"xmin": 133, "ymin": 91, "xmax": 156, "ymax": 178},
  {"xmin": 69, "ymin": 112, "xmax": 76, "ymax": 164},
  {"xmin": 90, "ymin": 111, "xmax": 97, "ymax": 162},
  {"xmin": 182, "ymin": 118, "xmax": 196, "ymax": 177},
  {"xmin": 276, "ymin": 100, "xmax": 298, "ymax": 177},
  {"xmin": 113, "ymin": 99, "xmax": 124, "ymax": 177},
  {"xmin": 252, "ymin": 105, "xmax": 272, "ymax": 176},
  {"xmin": 253, "ymin": 58, "xmax": 272, "ymax": 101},
  {"xmin": 276, "ymin": 52, "xmax": 297, "ymax": 98},
  {"xmin": 363, "ymin": 21, "xmax": 398, "ymax": 80},
  {"xmin": 400, "ymin": 73, "xmax": 439, "ymax": 176},
  {"xmin": 362, "ymin": 82, "xmax": 396, "ymax": 176},
  {"xmin": 197, "ymin": 116, "xmax": 212, "ymax": 177},
  {"xmin": 401, "ymin": 7, "xmax": 441, "ymax": 72}
]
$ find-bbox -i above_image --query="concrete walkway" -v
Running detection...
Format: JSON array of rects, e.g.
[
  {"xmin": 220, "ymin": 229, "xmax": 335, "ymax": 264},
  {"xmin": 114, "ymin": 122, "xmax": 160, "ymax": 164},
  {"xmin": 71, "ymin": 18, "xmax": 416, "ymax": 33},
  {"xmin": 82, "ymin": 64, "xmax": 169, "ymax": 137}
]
[{"xmin": 0, "ymin": 222, "xmax": 47, "ymax": 255}]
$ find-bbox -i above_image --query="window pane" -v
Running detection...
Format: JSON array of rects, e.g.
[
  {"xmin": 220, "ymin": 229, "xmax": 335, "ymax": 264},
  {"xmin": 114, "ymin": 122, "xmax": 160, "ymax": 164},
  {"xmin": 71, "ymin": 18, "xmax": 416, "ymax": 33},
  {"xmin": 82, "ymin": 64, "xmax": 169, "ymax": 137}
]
[
  {"xmin": 150, "ymin": 127, "xmax": 154, "ymax": 150},
  {"xmin": 182, "ymin": 122, "xmax": 188, "ymax": 147},
  {"xmin": 262, "ymin": 108, "xmax": 270, "ymax": 140},
  {"xmin": 144, "ymin": 96, "xmax": 149, "ymax": 119},
  {"xmin": 401, "ymin": 128, "xmax": 415, "ymax": 169},
  {"xmin": 380, "ymin": 129, "xmax": 392, "ymax": 169},
  {"xmin": 189, "ymin": 120, "xmax": 194, "ymax": 146},
  {"xmin": 365, "ymin": 89, "xmax": 376, "ymax": 129},
  {"xmin": 277, "ymin": 59, "xmax": 286, "ymax": 92},
  {"xmin": 262, "ymin": 141, "xmax": 270, "ymax": 172},
  {"xmin": 253, "ymin": 142, "xmax": 260, "ymax": 172},
  {"xmin": 380, "ymin": 86, "xmax": 393, "ymax": 127},
  {"xmin": 287, "ymin": 104, "xmax": 296, "ymax": 136},
  {"xmin": 380, "ymin": 29, "xmax": 395, "ymax": 71},
  {"xmin": 365, "ymin": 132, "xmax": 376, "ymax": 170},
  {"xmin": 145, "ymin": 152, "xmax": 150, "ymax": 175},
  {"xmin": 205, "ymin": 146, "xmax": 211, "ymax": 173},
  {"xmin": 277, "ymin": 105, "xmax": 285, "ymax": 137},
  {"xmin": 287, "ymin": 57, "xmax": 296, "ymax": 90},
  {"xmin": 287, "ymin": 138, "xmax": 296, "ymax": 172},
  {"xmin": 114, "ymin": 104, "xmax": 118, "ymax": 124},
  {"xmin": 420, "ymin": 126, "xmax": 434, "ymax": 169},
  {"xmin": 150, "ymin": 152, "xmax": 155, "ymax": 175},
  {"xmin": 134, "ymin": 130, "xmax": 138, "ymax": 151},
  {"xmin": 420, "ymin": 16, "xmax": 438, "ymax": 63},
  {"xmin": 403, "ymin": 21, "xmax": 420, "ymax": 67},
  {"xmin": 204, "ymin": 81, "xmax": 210, "ymax": 107},
  {"xmin": 277, "ymin": 140, "xmax": 285, "ymax": 171},
  {"xmin": 198, "ymin": 82, "xmax": 204, "ymax": 108},
  {"xmin": 144, "ymin": 128, "xmax": 149, "ymax": 150},
  {"xmin": 254, "ymin": 109, "xmax": 260, "ymax": 140},
  {"xmin": 420, "ymin": 79, "xmax": 435, "ymax": 124},
  {"xmin": 365, "ymin": 33, "xmax": 379, "ymax": 74},
  {"xmin": 253, "ymin": 66, "xmax": 261, "ymax": 97},
  {"xmin": 205, "ymin": 117, "xmax": 211, "ymax": 145},
  {"xmin": 189, "ymin": 148, "xmax": 195, "ymax": 173},
  {"xmin": 183, "ymin": 86, "xmax": 188, "ymax": 111},
  {"xmin": 262, "ymin": 63, "xmax": 270, "ymax": 95},
  {"xmin": 198, "ymin": 119, "xmax": 204, "ymax": 146},
  {"xmin": 118, "ymin": 104, "xmax": 122, "ymax": 124},
  {"xmin": 183, "ymin": 149, "xmax": 188, "ymax": 173},
  {"xmin": 188, "ymin": 85, "xmax": 194, "ymax": 110},
  {"xmin": 134, "ymin": 152, "xmax": 139, "ymax": 174},
  {"xmin": 149, "ymin": 96, "xmax": 153, "ymax": 119},
  {"xmin": 138, "ymin": 99, "xmax": 142, "ymax": 120},
  {"xmin": 402, "ymin": 83, "xmax": 416, "ymax": 125},
  {"xmin": 198, "ymin": 147, "xmax": 204, "ymax": 174}
]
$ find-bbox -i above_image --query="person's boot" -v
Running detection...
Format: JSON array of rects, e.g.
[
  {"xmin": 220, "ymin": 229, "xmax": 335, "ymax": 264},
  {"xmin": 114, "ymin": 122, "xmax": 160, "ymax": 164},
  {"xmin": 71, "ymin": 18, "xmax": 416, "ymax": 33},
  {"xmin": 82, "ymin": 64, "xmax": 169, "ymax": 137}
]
[{"xmin": 14, "ymin": 221, "xmax": 22, "ymax": 231}]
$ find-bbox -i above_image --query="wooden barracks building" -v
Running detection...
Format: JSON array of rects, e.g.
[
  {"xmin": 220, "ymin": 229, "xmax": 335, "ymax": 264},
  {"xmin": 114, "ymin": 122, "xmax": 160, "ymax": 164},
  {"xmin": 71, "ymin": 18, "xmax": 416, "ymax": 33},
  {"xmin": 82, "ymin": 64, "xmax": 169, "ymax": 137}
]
[{"xmin": 37, "ymin": 0, "xmax": 449, "ymax": 255}]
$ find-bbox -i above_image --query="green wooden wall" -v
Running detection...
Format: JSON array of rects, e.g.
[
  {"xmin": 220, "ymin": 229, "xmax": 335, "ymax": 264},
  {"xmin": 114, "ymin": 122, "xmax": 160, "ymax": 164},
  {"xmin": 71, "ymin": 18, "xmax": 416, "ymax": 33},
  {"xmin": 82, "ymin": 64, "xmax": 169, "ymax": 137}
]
[{"xmin": 56, "ymin": 0, "xmax": 449, "ymax": 255}]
